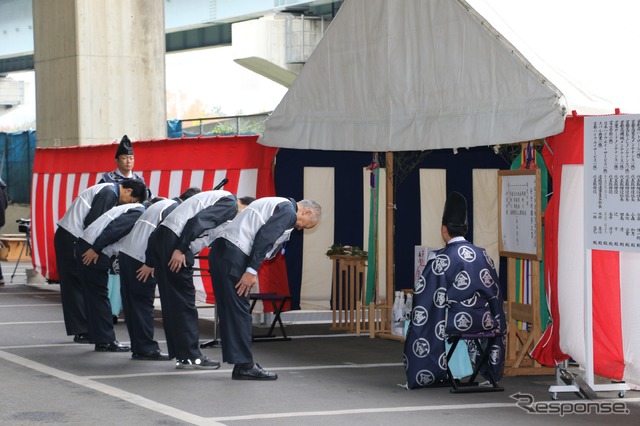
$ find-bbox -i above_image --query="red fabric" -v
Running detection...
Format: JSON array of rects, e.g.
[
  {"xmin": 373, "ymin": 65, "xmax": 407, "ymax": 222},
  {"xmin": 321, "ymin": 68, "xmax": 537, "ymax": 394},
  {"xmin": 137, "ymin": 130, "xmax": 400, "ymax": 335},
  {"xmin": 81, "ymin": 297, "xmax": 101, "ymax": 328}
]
[
  {"xmin": 197, "ymin": 248, "xmax": 215, "ymax": 305},
  {"xmin": 592, "ymin": 251, "xmax": 624, "ymax": 379},
  {"xmin": 31, "ymin": 135, "xmax": 289, "ymax": 311},
  {"xmin": 258, "ymin": 252, "xmax": 292, "ymax": 311},
  {"xmin": 531, "ymin": 116, "xmax": 583, "ymax": 366},
  {"xmin": 532, "ymin": 115, "xmax": 625, "ymax": 380}
]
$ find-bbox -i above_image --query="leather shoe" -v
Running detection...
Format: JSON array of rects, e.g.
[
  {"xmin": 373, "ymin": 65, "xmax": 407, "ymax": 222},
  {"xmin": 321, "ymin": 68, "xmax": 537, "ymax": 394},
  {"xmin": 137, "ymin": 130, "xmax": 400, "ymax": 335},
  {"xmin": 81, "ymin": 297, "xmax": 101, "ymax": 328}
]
[
  {"xmin": 73, "ymin": 334, "xmax": 91, "ymax": 344},
  {"xmin": 132, "ymin": 350, "xmax": 171, "ymax": 361},
  {"xmin": 95, "ymin": 341, "xmax": 131, "ymax": 352},
  {"xmin": 232, "ymin": 363, "xmax": 278, "ymax": 380}
]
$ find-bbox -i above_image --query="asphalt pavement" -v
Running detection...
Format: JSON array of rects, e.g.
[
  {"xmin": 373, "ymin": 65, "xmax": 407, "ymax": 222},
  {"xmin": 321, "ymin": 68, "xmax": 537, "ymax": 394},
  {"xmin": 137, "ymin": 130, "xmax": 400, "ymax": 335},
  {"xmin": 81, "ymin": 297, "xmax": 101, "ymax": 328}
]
[{"xmin": 1, "ymin": 260, "xmax": 639, "ymax": 425}]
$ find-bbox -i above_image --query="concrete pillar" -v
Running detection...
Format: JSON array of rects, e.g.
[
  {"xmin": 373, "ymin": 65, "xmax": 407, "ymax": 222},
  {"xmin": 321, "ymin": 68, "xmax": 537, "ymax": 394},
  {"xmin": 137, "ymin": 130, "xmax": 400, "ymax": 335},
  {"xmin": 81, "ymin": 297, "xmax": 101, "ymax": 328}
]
[{"xmin": 33, "ymin": 0, "xmax": 166, "ymax": 148}]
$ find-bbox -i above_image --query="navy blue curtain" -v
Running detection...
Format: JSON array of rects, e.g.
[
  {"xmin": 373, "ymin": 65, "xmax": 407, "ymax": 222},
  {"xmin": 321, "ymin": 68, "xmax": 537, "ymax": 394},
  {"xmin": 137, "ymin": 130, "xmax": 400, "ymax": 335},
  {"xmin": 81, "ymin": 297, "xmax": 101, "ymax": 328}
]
[{"xmin": 274, "ymin": 146, "xmax": 511, "ymax": 310}]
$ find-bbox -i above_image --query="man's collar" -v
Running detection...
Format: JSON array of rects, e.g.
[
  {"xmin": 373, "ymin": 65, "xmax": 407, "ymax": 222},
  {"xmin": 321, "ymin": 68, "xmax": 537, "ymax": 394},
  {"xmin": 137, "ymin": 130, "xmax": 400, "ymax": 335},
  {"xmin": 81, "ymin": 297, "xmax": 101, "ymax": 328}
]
[
  {"xmin": 447, "ymin": 236, "xmax": 467, "ymax": 244},
  {"xmin": 115, "ymin": 169, "xmax": 133, "ymax": 179}
]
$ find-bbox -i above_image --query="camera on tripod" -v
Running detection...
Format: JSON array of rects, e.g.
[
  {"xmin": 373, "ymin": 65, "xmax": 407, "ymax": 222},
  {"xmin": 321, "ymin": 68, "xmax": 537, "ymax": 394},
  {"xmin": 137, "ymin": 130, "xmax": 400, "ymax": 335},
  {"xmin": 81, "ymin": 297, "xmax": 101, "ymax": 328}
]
[{"xmin": 17, "ymin": 218, "xmax": 31, "ymax": 234}]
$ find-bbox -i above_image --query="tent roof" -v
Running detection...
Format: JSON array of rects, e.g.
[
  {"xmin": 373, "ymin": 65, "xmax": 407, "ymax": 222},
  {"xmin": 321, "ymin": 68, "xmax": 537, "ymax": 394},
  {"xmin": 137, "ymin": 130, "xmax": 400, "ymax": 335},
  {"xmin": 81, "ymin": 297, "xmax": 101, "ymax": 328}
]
[{"xmin": 260, "ymin": 0, "xmax": 640, "ymax": 152}]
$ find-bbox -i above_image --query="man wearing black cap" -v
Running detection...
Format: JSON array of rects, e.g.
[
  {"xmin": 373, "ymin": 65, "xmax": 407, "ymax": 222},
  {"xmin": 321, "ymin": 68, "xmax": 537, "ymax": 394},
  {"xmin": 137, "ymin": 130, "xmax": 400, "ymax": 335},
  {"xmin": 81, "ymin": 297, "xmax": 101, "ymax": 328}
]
[
  {"xmin": 403, "ymin": 191, "xmax": 506, "ymax": 389},
  {"xmin": 100, "ymin": 135, "xmax": 152, "ymax": 201}
]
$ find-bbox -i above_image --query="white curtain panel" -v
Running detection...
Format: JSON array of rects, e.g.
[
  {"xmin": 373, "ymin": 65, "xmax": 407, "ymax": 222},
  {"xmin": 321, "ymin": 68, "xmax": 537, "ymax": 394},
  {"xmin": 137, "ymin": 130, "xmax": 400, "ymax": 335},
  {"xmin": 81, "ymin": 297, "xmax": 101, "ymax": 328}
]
[
  {"xmin": 300, "ymin": 167, "xmax": 335, "ymax": 309},
  {"xmin": 473, "ymin": 168, "xmax": 499, "ymax": 273},
  {"xmin": 557, "ymin": 165, "xmax": 586, "ymax": 365},
  {"xmin": 419, "ymin": 168, "xmax": 446, "ymax": 248}
]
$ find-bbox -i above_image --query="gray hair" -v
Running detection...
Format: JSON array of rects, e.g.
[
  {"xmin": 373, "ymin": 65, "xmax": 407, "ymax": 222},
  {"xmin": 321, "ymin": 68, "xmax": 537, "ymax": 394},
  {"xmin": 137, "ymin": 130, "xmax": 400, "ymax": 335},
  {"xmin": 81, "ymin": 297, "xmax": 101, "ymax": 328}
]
[{"xmin": 299, "ymin": 199, "xmax": 322, "ymax": 221}]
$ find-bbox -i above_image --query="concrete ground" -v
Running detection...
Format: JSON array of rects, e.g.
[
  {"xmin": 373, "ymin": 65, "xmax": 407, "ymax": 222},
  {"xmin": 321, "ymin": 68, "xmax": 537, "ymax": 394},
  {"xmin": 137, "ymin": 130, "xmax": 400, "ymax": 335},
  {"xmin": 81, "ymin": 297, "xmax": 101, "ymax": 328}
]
[{"xmin": 1, "ymin": 260, "xmax": 638, "ymax": 425}]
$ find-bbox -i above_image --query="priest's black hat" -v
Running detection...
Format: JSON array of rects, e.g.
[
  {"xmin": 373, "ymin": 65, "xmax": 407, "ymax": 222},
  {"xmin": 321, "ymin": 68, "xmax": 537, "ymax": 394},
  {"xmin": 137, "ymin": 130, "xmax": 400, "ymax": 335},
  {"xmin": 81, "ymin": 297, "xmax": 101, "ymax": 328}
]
[
  {"xmin": 115, "ymin": 135, "xmax": 134, "ymax": 158},
  {"xmin": 442, "ymin": 191, "xmax": 468, "ymax": 227}
]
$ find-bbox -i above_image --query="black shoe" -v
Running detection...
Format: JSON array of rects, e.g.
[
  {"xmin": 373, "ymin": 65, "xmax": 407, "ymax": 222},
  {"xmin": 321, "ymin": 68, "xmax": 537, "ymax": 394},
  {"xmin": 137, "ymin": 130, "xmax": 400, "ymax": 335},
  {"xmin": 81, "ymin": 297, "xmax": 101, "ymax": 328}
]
[
  {"xmin": 73, "ymin": 334, "xmax": 91, "ymax": 344},
  {"xmin": 175, "ymin": 356, "xmax": 221, "ymax": 370},
  {"xmin": 132, "ymin": 350, "xmax": 171, "ymax": 361},
  {"xmin": 95, "ymin": 341, "xmax": 131, "ymax": 352},
  {"xmin": 232, "ymin": 363, "xmax": 278, "ymax": 380}
]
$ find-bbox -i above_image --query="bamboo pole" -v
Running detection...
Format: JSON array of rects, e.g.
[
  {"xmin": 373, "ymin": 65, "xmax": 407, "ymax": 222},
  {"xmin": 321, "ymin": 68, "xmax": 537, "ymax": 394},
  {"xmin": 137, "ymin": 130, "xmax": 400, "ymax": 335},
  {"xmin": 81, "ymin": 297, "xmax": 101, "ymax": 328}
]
[{"xmin": 385, "ymin": 152, "xmax": 395, "ymax": 306}]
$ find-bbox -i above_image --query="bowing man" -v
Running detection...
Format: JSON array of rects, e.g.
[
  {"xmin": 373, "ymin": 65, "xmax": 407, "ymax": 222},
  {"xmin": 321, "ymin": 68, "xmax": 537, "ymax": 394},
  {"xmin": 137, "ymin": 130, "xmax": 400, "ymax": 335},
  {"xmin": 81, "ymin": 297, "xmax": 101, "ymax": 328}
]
[
  {"xmin": 55, "ymin": 179, "xmax": 147, "ymax": 344},
  {"xmin": 208, "ymin": 197, "xmax": 321, "ymax": 380},
  {"xmin": 118, "ymin": 187, "xmax": 201, "ymax": 361},
  {"xmin": 148, "ymin": 189, "xmax": 238, "ymax": 369},
  {"xmin": 75, "ymin": 182, "xmax": 148, "ymax": 352}
]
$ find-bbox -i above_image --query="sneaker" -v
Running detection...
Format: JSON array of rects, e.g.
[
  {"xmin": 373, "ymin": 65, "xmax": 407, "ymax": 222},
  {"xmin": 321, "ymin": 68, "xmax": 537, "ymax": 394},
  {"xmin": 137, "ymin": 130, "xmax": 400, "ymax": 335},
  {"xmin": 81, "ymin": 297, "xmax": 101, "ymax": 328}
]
[
  {"xmin": 73, "ymin": 334, "xmax": 91, "ymax": 344},
  {"xmin": 0, "ymin": 279, "xmax": 5, "ymax": 285},
  {"xmin": 175, "ymin": 356, "xmax": 221, "ymax": 370}
]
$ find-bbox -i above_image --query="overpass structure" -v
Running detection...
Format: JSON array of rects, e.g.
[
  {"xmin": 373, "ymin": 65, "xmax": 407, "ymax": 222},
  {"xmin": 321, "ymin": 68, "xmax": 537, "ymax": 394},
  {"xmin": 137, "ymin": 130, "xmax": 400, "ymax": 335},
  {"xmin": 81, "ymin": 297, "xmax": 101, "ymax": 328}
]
[
  {"xmin": 1, "ymin": 0, "xmax": 342, "ymax": 113},
  {"xmin": 0, "ymin": 0, "xmax": 343, "ymax": 74}
]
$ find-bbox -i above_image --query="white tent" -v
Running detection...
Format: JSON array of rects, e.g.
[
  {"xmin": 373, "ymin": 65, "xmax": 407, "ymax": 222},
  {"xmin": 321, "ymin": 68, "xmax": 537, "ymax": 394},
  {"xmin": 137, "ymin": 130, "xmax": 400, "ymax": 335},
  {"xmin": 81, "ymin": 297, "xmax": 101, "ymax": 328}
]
[
  {"xmin": 261, "ymin": 0, "xmax": 568, "ymax": 151},
  {"xmin": 260, "ymin": 0, "xmax": 640, "ymax": 151}
]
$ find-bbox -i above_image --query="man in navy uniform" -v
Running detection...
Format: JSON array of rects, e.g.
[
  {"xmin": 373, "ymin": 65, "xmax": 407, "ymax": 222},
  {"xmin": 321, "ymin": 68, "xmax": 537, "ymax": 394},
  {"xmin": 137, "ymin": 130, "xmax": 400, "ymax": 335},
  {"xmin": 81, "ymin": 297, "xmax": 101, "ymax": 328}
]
[
  {"xmin": 208, "ymin": 197, "xmax": 321, "ymax": 380},
  {"xmin": 54, "ymin": 179, "xmax": 147, "ymax": 344},
  {"xmin": 76, "ymin": 193, "xmax": 148, "ymax": 352},
  {"xmin": 148, "ymin": 189, "xmax": 238, "ymax": 369},
  {"xmin": 403, "ymin": 192, "xmax": 506, "ymax": 389},
  {"xmin": 118, "ymin": 187, "xmax": 201, "ymax": 361}
]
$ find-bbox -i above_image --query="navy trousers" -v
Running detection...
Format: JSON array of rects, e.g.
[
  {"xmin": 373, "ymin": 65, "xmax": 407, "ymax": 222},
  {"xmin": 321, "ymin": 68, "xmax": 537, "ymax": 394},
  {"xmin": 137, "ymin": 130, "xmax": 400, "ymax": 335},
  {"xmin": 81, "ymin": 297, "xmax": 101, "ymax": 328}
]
[{"xmin": 119, "ymin": 252, "xmax": 160, "ymax": 354}]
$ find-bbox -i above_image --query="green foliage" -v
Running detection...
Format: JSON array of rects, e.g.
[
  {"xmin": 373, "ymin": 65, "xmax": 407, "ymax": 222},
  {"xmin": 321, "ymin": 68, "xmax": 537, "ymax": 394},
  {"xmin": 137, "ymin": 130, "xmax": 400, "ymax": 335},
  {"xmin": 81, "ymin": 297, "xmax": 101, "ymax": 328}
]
[{"xmin": 326, "ymin": 244, "xmax": 368, "ymax": 258}]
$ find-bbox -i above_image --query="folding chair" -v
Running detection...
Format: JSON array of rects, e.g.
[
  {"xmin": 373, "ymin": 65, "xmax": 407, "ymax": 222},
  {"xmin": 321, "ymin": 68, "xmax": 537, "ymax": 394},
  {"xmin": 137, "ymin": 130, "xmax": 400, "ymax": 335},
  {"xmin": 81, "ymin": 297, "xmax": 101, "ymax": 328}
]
[
  {"xmin": 445, "ymin": 331, "xmax": 504, "ymax": 393},
  {"xmin": 249, "ymin": 293, "xmax": 292, "ymax": 342}
]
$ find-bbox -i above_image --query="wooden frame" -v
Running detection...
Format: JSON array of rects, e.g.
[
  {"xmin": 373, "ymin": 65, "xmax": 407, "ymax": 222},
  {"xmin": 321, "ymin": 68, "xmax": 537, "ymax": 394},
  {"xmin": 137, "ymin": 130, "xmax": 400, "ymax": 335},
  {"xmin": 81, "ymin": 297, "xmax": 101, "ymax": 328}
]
[{"xmin": 497, "ymin": 169, "xmax": 542, "ymax": 261}]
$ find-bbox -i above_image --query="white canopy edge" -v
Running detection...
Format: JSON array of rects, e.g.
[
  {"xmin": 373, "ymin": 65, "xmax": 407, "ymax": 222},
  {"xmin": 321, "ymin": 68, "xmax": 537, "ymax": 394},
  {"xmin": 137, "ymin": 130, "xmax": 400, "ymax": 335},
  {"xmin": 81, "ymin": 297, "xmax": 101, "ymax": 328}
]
[{"xmin": 260, "ymin": 0, "xmax": 567, "ymax": 152}]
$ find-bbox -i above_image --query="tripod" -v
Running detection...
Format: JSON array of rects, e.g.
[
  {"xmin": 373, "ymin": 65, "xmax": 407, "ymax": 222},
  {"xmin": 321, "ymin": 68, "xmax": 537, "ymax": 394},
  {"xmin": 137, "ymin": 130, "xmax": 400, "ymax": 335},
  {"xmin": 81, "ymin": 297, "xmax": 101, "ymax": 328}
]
[{"xmin": 10, "ymin": 221, "xmax": 32, "ymax": 283}]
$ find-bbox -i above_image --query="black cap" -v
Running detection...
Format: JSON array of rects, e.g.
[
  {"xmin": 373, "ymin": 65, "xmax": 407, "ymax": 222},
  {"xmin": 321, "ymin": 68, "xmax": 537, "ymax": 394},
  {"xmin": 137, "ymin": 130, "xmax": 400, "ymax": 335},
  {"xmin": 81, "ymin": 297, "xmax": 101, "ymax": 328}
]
[
  {"xmin": 115, "ymin": 135, "xmax": 134, "ymax": 158},
  {"xmin": 442, "ymin": 191, "xmax": 468, "ymax": 227}
]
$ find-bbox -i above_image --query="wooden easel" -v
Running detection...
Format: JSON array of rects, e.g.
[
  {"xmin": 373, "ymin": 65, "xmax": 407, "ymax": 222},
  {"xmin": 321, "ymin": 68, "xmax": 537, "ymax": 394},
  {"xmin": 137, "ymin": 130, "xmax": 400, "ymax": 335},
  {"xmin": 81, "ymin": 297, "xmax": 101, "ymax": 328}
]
[
  {"xmin": 498, "ymin": 168, "xmax": 554, "ymax": 376},
  {"xmin": 504, "ymin": 257, "xmax": 554, "ymax": 375}
]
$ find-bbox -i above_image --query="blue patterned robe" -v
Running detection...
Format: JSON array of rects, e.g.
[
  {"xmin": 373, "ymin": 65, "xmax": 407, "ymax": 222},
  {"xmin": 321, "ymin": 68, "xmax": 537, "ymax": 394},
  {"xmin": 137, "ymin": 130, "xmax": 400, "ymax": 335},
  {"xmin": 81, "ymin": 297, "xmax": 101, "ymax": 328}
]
[{"xmin": 403, "ymin": 238, "xmax": 506, "ymax": 389}]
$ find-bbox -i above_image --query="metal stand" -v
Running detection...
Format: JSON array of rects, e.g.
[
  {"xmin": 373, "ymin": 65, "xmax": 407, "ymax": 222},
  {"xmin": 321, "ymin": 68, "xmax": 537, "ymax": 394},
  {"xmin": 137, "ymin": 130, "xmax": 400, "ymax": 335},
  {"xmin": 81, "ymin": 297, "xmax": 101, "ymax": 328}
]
[
  {"xmin": 548, "ymin": 250, "xmax": 630, "ymax": 400},
  {"xmin": 549, "ymin": 361, "xmax": 628, "ymax": 401},
  {"xmin": 10, "ymin": 226, "xmax": 31, "ymax": 283},
  {"xmin": 199, "ymin": 306, "xmax": 219, "ymax": 348}
]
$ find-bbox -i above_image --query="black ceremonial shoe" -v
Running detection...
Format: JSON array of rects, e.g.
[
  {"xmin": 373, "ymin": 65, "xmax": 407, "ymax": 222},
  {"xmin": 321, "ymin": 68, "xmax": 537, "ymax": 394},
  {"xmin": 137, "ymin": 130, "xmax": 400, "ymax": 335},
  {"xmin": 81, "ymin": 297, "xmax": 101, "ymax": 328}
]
[
  {"xmin": 232, "ymin": 363, "xmax": 278, "ymax": 380},
  {"xmin": 132, "ymin": 350, "xmax": 171, "ymax": 361},
  {"xmin": 175, "ymin": 356, "xmax": 221, "ymax": 370},
  {"xmin": 95, "ymin": 341, "xmax": 131, "ymax": 352},
  {"xmin": 73, "ymin": 334, "xmax": 91, "ymax": 344}
]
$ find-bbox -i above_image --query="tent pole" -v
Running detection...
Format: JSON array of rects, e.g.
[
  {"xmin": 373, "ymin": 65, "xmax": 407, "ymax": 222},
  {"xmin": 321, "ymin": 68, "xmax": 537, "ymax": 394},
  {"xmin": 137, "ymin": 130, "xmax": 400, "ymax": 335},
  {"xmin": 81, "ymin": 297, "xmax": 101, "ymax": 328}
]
[{"xmin": 385, "ymin": 152, "xmax": 395, "ymax": 305}]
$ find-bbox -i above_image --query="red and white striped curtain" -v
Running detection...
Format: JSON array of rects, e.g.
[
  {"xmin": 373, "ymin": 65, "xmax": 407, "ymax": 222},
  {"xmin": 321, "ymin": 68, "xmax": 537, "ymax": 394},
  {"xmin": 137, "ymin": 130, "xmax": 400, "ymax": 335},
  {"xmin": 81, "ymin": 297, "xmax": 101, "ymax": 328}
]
[
  {"xmin": 30, "ymin": 135, "xmax": 289, "ymax": 306},
  {"xmin": 532, "ymin": 115, "xmax": 640, "ymax": 388}
]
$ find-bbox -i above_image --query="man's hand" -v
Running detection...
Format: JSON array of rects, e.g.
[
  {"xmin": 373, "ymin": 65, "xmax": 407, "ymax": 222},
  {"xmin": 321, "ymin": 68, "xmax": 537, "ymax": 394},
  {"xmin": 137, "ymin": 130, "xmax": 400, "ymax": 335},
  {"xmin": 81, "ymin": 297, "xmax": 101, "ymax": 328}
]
[
  {"xmin": 136, "ymin": 264, "xmax": 154, "ymax": 283},
  {"xmin": 235, "ymin": 272, "xmax": 257, "ymax": 297},
  {"xmin": 168, "ymin": 249, "xmax": 186, "ymax": 273},
  {"xmin": 81, "ymin": 248, "xmax": 99, "ymax": 266}
]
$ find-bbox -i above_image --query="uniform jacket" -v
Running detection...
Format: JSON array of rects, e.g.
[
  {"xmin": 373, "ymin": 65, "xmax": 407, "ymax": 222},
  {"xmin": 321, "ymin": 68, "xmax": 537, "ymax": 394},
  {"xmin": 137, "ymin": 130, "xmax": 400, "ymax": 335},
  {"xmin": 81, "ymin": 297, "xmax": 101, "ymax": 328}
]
[
  {"xmin": 79, "ymin": 203, "xmax": 145, "ymax": 258},
  {"xmin": 57, "ymin": 183, "xmax": 119, "ymax": 238},
  {"xmin": 119, "ymin": 198, "xmax": 179, "ymax": 263},
  {"xmin": 217, "ymin": 197, "xmax": 297, "ymax": 271},
  {"xmin": 159, "ymin": 190, "xmax": 237, "ymax": 255}
]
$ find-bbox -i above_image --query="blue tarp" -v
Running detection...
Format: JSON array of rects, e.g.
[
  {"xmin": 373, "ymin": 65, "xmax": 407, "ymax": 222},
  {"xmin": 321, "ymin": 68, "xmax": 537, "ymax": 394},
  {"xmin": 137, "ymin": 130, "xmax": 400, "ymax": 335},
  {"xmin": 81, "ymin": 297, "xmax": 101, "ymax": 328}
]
[{"xmin": 0, "ymin": 130, "xmax": 36, "ymax": 204}]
